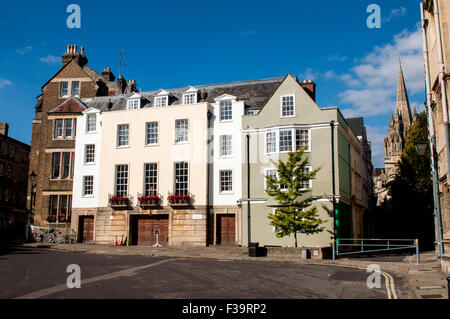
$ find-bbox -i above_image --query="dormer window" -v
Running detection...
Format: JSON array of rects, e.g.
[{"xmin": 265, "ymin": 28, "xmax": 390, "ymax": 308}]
[
  {"xmin": 155, "ymin": 96, "xmax": 168, "ymax": 107},
  {"xmin": 183, "ymin": 93, "xmax": 197, "ymax": 105},
  {"xmin": 127, "ymin": 99, "xmax": 140, "ymax": 110}
]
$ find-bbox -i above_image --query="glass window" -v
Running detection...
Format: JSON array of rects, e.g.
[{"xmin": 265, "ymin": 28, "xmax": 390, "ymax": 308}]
[
  {"xmin": 118, "ymin": 124, "xmax": 129, "ymax": 147},
  {"xmin": 301, "ymin": 167, "xmax": 312, "ymax": 189},
  {"xmin": 52, "ymin": 153, "xmax": 61, "ymax": 179},
  {"xmin": 127, "ymin": 99, "xmax": 140, "ymax": 110},
  {"xmin": 72, "ymin": 81, "xmax": 80, "ymax": 96},
  {"xmin": 86, "ymin": 114, "xmax": 96, "ymax": 132},
  {"xmin": 220, "ymin": 135, "xmax": 232, "ymax": 157},
  {"xmin": 85, "ymin": 144, "xmax": 95, "ymax": 163},
  {"xmin": 73, "ymin": 118, "xmax": 77, "ymax": 137},
  {"xmin": 155, "ymin": 96, "xmax": 168, "ymax": 107},
  {"xmin": 64, "ymin": 119, "xmax": 73, "ymax": 138},
  {"xmin": 279, "ymin": 130, "xmax": 293, "ymax": 152},
  {"xmin": 2, "ymin": 143, "xmax": 7, "ymax": 155},
  {"xmin": 174, "ymin": 162, "xmax": 188, "ymax": 196},
  {"xmin": 9, "ymin": 145, "xmax": 14, "ymax": 158},
  {"xmin": 144, "ymin": 163, "xmax": 158, "ymax": 196},
  {"xmin": 6, "ymin": 165, "xmax": 11, "ymax": 178},
  {"xmin": 281, "ymin": 95, "xmax": 295, "ymax": 117},
  {"xmin": 220, "ymin": 170, "xmax": 233, "ymax": 192},
  {"xmin": 83, "ymin": 176, "xmax": 94, "ymax": 196},
  {"xmin": 115, "ymin": 165, "xmax": 128, "ymax": 197},
  {"xmin": 58, "ymin": 195, "xmax": 68, "ymax": 222},
  {"xmin": 296, "ymin": 129, "xmax": 309, "ymax": 151},
  {"xmin": 265, "ymin": 169, "xmax": 277, "ymax": 190},
  {"xmin": 220, "ymin": 101, "xmax": 232, "ymax": 121},
  {"xmin": 49, "ymin": 195, "xmax": 58, "ymax": 221},
  {"xmin": 62, "ymin": 152, "xmax": 70, "ymax": 179},
  {"xmin": 266, "ymin": 131, "xmax": 277, "ymax": 153},
  {"xmin": 60, "ymin": 82, "xmax": 69, "ymax": 97},
  {"xmin": 146, "ymin": 122, "xmax": 158, "ymax": 145},
  {"xmin": 175, "ymin": 120, "xmax": 188, "ymax": 143},
  {"xmin": 54, "ymin": 120, "xmax": 63, "ymax": 138},
  {"xmin": 183, "ymin": 93, "xmax": 197, "ymax": 104},
  {"xmin": 70, "ymin": 152, "xmax": 75, "ymax": 179}
]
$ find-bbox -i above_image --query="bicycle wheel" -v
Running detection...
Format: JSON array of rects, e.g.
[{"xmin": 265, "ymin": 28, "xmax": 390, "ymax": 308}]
[
  {"xmin": 43, "ymin": 233, "xmax": 52, "ymax": 244},
  {"xmin": 56, "ymin": 235, "xmax": 65, "ymax": 244}
]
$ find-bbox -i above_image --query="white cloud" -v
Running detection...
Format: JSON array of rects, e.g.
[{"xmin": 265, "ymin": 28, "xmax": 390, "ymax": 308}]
[
  {"xmin": 383, "ymin": 7, "xmax": 407, "ymax": 23},
  {"xmin": 300, "ymin": 68, "xmax": 320, "ymax": 81},
  {"xmin": 325, "ymin": 53, "xmax": 348, "ymax": 62},
  {"xmin": 16, "ymin": 46, "xmax": 32, "ymax": 55},
  {"xmin": 0, "ymin": 79, "xmax": 12, "ymax": 88},
  {"xmin": 340, "ymin": 25, "xmax": 424, "ymax": 117},
  {"xmin": 39, "ymin": 55, "xmax": 60, "ymax": 64}
]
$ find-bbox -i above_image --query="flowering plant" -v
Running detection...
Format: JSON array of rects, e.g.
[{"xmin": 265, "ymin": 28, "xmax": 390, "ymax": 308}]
[
  {"xmin": 47, "ymin": 215, "xmax": 56, "ymax": 222},
  {"xmin": 110, "ymin": 196, "xmax": 128, "ymax": 201},
  {"xmin": 138, "ymin": 196, "xmax": 160, "ymax": 201},
  {"xmin": 168, "ymin": 195, "xmax": 191, "ymax": 201}
]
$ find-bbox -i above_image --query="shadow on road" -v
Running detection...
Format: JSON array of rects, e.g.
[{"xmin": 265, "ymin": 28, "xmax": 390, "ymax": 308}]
[{"xmin": 0, "ymin": 243, "xmax": 49, "ymax": 258}]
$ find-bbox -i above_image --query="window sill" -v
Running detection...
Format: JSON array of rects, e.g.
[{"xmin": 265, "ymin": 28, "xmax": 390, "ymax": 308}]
[
  {"xmin": 82, "ymin": 195, "xmax": 94, "ymax": 199},
  {"xmin": 281, "ymin": 115, "xmax": 296, "ymax": 118},
  {"xmin": 219, "ymin": 119, "xmax": 233, "ymax": 123},
  {"xmin": 218, "ymin": 155, "xmax": 234, "ymax": 159},
  {"xmin": 116, "ymin": 146, "xmax": 130, "ymax": 149},
  {"xmin": 83, "ymin": 162, "xmax": 96, "ymax": 166},
  {"xmin": 218, "ymin": 191, "xmax": 234, "ymax": 195},
  {"xmin": 145, "ymin": 144, "xmax": 159, "ymax": 148},
  {"xmin": 174, "ymin": 141, "xmax": 190, "ymax": 145}
]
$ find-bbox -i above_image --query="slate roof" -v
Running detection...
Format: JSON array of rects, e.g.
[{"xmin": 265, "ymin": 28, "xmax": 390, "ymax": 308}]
[
  {"xmin": 82, "ymin": 77, "xmax": 285, "ymax": 112},
  {"xmin": 346, "ymin": 117, "xmax": 365, "ymax": 137}
]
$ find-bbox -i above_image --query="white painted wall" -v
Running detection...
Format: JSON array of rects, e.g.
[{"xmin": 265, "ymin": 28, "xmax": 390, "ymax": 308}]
[
  {"xmin": 209, "ymin": 96, "xmax": 244, "ymax": 206},
  {"xmin": 72, "ymin": 108, "xmax": 102, "ymax": 208}
]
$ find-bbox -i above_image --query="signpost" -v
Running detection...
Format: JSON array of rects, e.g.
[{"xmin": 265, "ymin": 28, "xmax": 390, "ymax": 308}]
[{"xmin": 153, "ymin": 229, "xmax": 162, "ymax": 247}]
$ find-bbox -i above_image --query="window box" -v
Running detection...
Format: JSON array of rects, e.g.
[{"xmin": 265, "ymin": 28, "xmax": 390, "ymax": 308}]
[
  {"xmin": 108, "ymin": 194, "xmax": 132, "ymax": 208},
  {"xmin": 167, "ymin": 193, "xmax": 194, "ymax": 207},
  {"xmin": 47, "ymin": 215, "xmax": 57, "ymax": 223},
  {"xmin": 138, "ymin": 193, "xmax": 162, "ymax": 208}
]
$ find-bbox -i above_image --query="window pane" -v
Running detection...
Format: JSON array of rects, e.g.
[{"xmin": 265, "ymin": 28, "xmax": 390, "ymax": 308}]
[
  {"xmin": 64, "ymin": 119, "xmax": 72, "ymax": 137},
  {"xmin": 52, "ymin": 153, "xmax": 61, "ymax": 179},
  {"xmin": 144, "ymin": 163, "xmax": 158, "ymax": 196},
  {"xmin": 174, "ymin": 162, "xmax": 188, "ymax": 195},
  {"xmin": 62, "ymin": 153, "xmax": 70, "ymax": 179},
  {"xmin": 155, "ymin": 96, "xmax": 167, "ymax": 107},
  {"xmin": 220, "ymin": 170, "xmax": 233, "ymax": 192},
  {"xmin": 73, "ymin": 118, "xmax": 77, "ymax": 137},
  {"xmin": 72, "ymin": 81, "xmax": 80, "ymax": 96},
  {"xmin": 85, "ymin": 144, "xmax": 95, "ymax": 163},
  {"xmin": 87, "ymin": 114, "xmax": 96, "ymax": 132},
  {"xmin": 54, "ymin": 120, "xmax": 63, "ymax": 138},
  {"xmin": 266, "ymin": 131, "xmax": 276, "ymax": 153},
  {"xmin": 70, "ymin": 152, "xmax": 75, "ymax": 179},
  {"xmin": 220, "ymin": 101, "xmax": 232, "ymax": 121},
  {"xmin": 83, "ymin": 176, "xmax": 94, "ymax": 196},
  {"xmin": 265, "ymin": 169, "xmax": 277, "ymax": 190},
  {"xmin": 220, "ymin": 135, "xmax": 232, "ymax": 157},
  {"xmin": 183, "ymin": 93, "xmax": 196, "ymax": 104},
  {"xmin": 115, "ymin": 165, "xmax": 128, "ymax": 197},
  {"xmin": 118, "ymin": 124, "xmax": 129, "ymax": 146},
  {"xmin": 146, "ymin": 122, "xmax": 158, "ymax": 145},
  {"xmin": 282, "ymin": 95, "xmax": 294, "ymax": 117},
  {"xmin": 60, "ymin": 82, "xmax": 68, "ymax": 97},
  {"xmin": 296, "ymin": 129, "xmax": 309, "ymax": 150},
  {"xmin": 175, "ymin": 120, "xmax": 188, "ymax": 143},
  {"xmin": 49, "ymin": 195, "xmax": 58, "ymax": 220},
  {"xmin": 58, "ymin": 195, "xmax": 68, "ymax": 222},
  {"xmin": 279, "ymin": 130, "xmax": 293, "ymax": 152}
]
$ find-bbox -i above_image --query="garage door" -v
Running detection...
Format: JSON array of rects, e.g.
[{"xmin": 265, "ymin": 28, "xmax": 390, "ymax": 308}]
[
  {"xmin": 217, "ymin": 214, "xmax": 235, "ymax": 245},
  {"xmin": 136, "ymin": 215, "xmax": 169, "ymax": 246}
]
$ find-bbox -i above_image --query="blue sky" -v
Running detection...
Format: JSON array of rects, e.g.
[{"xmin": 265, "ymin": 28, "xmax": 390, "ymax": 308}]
[{"xmin": 0, "ymin": 0, "xmax": 424, "ymax": 167}]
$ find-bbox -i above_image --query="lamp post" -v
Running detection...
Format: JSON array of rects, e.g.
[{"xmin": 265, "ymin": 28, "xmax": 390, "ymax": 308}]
[
  {"xmin": 415, "ymin": 136, "xmax": 443, "ymax": 258},
  {"xmin": 26, "ymin": 171, "xmax": 37, "ymax": 241}
]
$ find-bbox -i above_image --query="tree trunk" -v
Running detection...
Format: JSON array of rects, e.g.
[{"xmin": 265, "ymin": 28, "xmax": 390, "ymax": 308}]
[{"xmin": 294, "ymin": 232, "xmax": 298, "ymax": 248}]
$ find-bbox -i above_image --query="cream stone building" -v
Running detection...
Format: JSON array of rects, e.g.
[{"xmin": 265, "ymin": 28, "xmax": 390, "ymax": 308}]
[{"xmin": 422, "ymin": 0, "xmax": 450, "ymax": 273}]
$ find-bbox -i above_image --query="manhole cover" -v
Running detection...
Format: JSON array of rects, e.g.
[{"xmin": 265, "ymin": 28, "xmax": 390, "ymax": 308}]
[{"xmin": 421, "ymin": 294, "xmax": 443, "ymax": 299}]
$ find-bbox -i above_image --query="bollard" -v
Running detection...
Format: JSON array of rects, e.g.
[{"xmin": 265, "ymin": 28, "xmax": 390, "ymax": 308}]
[{"xmin": 332, "ymin": 239, "xmax": 335, "ymax": 260}]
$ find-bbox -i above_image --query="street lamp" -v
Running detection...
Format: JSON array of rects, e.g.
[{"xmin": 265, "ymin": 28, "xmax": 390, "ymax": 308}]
[
  {"xmin": 26, "ymin": 171, "xmax": 37, "ymax": 241},
  {"xmin": 415, "ymin": 137, "xmax": 428, "ymax": 156}
]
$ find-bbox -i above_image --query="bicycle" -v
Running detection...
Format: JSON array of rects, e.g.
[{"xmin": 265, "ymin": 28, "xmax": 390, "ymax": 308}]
[{"xmin": 43, "ymin": 231, "xmax": 65, "ymax": 244}]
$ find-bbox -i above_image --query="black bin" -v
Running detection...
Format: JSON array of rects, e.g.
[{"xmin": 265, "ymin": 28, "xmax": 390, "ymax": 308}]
[{"xmin": 249, "ymin": 242, "xmax": 259, "ymax": 257}]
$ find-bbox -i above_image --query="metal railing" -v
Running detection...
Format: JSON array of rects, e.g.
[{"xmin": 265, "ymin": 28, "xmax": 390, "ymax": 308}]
[{"xmin": 333, "ymin": 238, "xmax": 420, "ymax": 264}]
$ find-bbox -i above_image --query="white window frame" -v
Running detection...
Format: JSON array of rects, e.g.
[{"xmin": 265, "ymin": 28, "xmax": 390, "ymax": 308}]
[
  {"xmin": 280, "ymin": 94, "xmax": 295, "ymax": 118},
  {"xmin": 71, "ymin": 81, "xmax": 80, "ymax": 97},
  {"xmin": 175, "ymin": 119, "xmax": 189, "ymax": 144},
  {"xmin": 264, "ymin": 167, "xmax": 287, "ymax": 192},
  {"xmin": 183, "ymin": 93, "xmax": 197, "ymax": 105},
  {"xmin": 219, "ymin": 101, "xmax": 233, "ymax": 121},
  {"xmin": 83, "ymin": 176, "xmax": 94, "ymax": 197},
  {"xmin": 115, "ymin": 165, "xmax": 129, "ymax": 197},
  {"xmin": 279, "ymin": 129, "xmax": 293, "ymax": 153},
  {"xmin": 60, "ymin": 81, "xmax": 69, "ymax": 98},
  {"xmin": 144, "ymin": 163, "xmax": 158, "ymax": 196},
  {"xmin": 219, "ymin": 135, "xmax": 233, "ymax": 157},
  {"xmin": 219, "ymin": 170, "xmax": 233, "ymax": 193},
  {"xmin": 300, "ymin": 166, "xmax": 313, "ymax": 190},
  {"xmin": 145, "ymin": 122, "xmax": 159, "ymax": 146},
  {"xmin": 117, "ymin": 124, "xmax": 129, "ymax": 147},
  {"xmin": 84, "ymin": 144, "xmax": 96, "ymax": 164},
  {"xmin": 127, "ymin": 99, "xmax": 140, "ymax": 110},
  {"xmin": 54, "ymin": 119, "xmax": 63, "ymax": 139},
  {"xmin": 296, "ymin": 129, "xmax": 311, "ymax": 152},
  {"xmin": 265, "ymin": 131, "xmax": 277, "ymax": 154},
  {"xmin": 174, "ymin": 162, "xmax": 189, "ymax": 196},
  {"xmin": 155, "ymin": 96, "xmax": 168, "ymax": 107},
  {"xmin": 86, "ymin": 114, "xmax": 97, "ymax": 132}
]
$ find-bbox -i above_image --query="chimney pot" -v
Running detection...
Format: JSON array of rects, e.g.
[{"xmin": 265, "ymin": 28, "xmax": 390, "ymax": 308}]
[{"xmin": 0, "ymin": 123, "xmax": 9, "ymax": 136}]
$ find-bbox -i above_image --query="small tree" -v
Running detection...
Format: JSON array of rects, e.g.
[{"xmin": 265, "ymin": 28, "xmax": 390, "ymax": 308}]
[{"xmin": 265, "ymin": 147, "xmax": 326, "ymax": 247}]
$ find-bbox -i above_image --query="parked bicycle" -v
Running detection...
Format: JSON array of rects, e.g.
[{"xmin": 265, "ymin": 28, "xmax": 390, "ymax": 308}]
[{"xmin": 43, "ymin": 231, "xmax": 65, "ymax": 244}]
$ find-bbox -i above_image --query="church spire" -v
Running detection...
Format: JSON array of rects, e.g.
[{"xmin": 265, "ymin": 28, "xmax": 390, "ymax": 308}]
[{"xmin": 395, "ymin": 58, "xmax": 413, "ymax": 129}]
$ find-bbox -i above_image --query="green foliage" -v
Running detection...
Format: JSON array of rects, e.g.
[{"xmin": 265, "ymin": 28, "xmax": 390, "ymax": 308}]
[{"xmin": 265, "ymin": 147, "xmax": 326, "ymax": 247}]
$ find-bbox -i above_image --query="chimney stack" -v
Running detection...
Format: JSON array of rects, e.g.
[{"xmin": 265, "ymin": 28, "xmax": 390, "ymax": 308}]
[
  {"xmin": 0, "ymin": 123, "xmax": 9, "ymax": 136},
  {"xmin": 62, "ymin": 44, "xmax": 88, "ymax": 67},
  {"xmin": 102, "ymin": 67, "xmax": 116, "ymax": 82},
  {"xmin": 300, "ymin": 80, "xmax": 316, "ymax": 102},
  {"xmin": 117, "ymin": 75, "xmax": 126, "ymax": 94}
]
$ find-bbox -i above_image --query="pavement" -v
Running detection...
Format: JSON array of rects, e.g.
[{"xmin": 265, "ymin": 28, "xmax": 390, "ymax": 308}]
[{"xmin": 18, "ymin": 242, "xmax": 448, "ymax": 299}]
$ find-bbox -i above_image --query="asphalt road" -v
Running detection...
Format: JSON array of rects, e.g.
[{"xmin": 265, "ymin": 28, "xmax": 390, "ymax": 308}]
[{"xmin": 0, "ymin": 246, "xmax": 389, "ymax": 299}]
